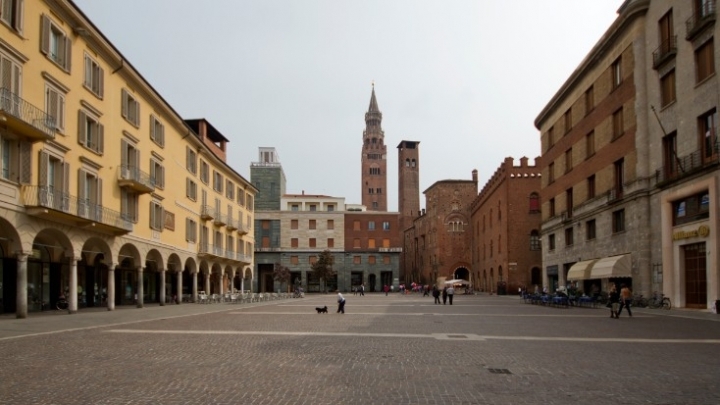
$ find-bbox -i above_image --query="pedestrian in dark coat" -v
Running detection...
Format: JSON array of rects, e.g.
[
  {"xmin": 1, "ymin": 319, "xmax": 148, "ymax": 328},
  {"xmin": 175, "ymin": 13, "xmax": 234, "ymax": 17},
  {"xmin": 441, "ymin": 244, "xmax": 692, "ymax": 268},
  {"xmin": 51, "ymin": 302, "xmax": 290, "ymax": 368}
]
[
  {"xmin": 442, "ymin": 287, "xmax": 448, "ymax": 305},
  {"xmin": 432, "ymin": 286, "xmax": 441, "ymax": 304}
]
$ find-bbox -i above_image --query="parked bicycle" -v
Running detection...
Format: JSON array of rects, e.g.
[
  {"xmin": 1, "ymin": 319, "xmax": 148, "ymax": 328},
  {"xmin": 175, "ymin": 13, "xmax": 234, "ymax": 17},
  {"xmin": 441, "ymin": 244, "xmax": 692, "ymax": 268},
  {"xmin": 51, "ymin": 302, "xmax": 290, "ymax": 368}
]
[
  {"xmin": 631, "ymin": 294, "xmax": 648, "ymax": 308},
  {"xmin": 56, "ymin": 295, "xmax": 69, "ymax": 310},
  {"xmin": 647, "ymin": 291, "xmax": 671, "ymax": 310}
]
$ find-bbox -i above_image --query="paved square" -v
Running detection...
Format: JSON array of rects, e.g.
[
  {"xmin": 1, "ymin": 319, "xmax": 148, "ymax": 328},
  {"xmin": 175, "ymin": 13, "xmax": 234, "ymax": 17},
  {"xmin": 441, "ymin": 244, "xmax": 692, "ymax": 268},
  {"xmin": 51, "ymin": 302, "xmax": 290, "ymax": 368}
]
[{"xmin": 1, "ymin": 294, "xmax": 719, "ymax": 404}]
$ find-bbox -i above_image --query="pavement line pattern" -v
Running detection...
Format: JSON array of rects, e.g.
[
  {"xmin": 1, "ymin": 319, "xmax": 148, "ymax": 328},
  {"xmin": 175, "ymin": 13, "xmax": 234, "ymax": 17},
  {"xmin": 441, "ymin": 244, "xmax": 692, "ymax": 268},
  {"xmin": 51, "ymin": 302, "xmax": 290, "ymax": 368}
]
[
  {"xmin": 104, "ymin": 329, "xmax": 720, "ymax": 344},
  {"xmin": 227, "ymin": 311, "xmax": 641, "ymax": 317}
]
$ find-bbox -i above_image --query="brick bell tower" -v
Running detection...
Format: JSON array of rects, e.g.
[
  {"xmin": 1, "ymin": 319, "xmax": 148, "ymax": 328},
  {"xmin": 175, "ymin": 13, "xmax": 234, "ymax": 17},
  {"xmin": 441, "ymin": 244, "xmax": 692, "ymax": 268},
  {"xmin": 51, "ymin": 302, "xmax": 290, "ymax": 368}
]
[
  {"xmin": 397, "ymin": 140, "xmax": 420, "ymax": 232},
  {"xmin": 361, "ymin": 84, "xmax": 387, "ymax": 211}
]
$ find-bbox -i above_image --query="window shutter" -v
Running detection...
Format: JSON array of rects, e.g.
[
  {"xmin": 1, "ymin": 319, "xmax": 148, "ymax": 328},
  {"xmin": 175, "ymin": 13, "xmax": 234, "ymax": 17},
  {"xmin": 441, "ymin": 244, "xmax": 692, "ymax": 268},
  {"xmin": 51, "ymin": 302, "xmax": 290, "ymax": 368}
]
[
  {"xmin": 159, "ymin": 123, "xmax": 164, "ymax": 146},
  {"xmin": 134, "ymin": 101, "xmax": 140, "ymax": 126},
  {"xmin": 38, "ymin": 151, "xmax": 49, "ymax": 187},
  {"xmin": 150, "ymin": 202, "xmax": 155, "ymax": 229},
  {"xmin": 186, "ymin": 178, "xmax": 191, "ymax": 198},
  {"xmin": 97, "ymin": 177, "xmax": 103, "ymax": 207},
  {"xmin": 57, "ymin": 92, "xmax": 65, "ymax": 131},
  {"xmin": 18, "ymin": 141, "xmax": 31, "ymax": 183},
  {"xmin": 159, "ymin": 206, "xmax": 164, "ymax": 230},
  {"xmin": 150, "ymin": 116, "xmax": 156, "ymax": 142},
  {"xmin": 120, "ymin": 139, "xmax": 128, "ymax": 169},
  {"xmin": 77, "ymin": 110, "xmax": 86, "ymax": 146},
  {"xmin": 40, "ymin": 15, "xmax": 50, "ymax": 56},
  {"xmin": 97, "ymin": 66, "xmax": 104, "ymax": 98},
  {"xmin": 134, "ymin": 149, "xmax": 140, "ymax": 170},
  {"xmin": 185, "ymin": 218, "xmax": 190, "ymax": 241},
  {"xmin": 158, "ymin": 165, "xmax": 164, "ymax": 188},
  {"xmin": 62, "ymin": 161, "xmax": 70, "ymax": 194},
  {"xmin": 186, "ymin": 146, "xmax": 191, "ymax": 170},
  {"xmin": 78, "ymin": 169, "xmax": 87, "ymax": 206},
  {"xmin": 64, "ymin": 37, "xmax": 72, "ymax": 72},
  {"xmin": 97, "ymin": 123, "xmax": 104, "ymax": 154},
  {"xmin": 121, "ymin": 89, "xmax": 128, "ymax": 119},
  {"xmin": 149, "ymin": 160, "xmax": 155, "ymax": 183},
  {"xmin": 15, "ymin": 0, "xmax": 24, "ymax": 33}
]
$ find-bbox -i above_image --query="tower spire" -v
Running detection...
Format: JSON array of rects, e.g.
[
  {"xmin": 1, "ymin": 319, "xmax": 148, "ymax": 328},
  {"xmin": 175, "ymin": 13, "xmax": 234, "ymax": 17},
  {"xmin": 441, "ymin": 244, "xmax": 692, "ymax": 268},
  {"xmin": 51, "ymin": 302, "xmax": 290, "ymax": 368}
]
[{"xmin": 369, "ymin": 81, "xmax": 380, "ymax": 113}]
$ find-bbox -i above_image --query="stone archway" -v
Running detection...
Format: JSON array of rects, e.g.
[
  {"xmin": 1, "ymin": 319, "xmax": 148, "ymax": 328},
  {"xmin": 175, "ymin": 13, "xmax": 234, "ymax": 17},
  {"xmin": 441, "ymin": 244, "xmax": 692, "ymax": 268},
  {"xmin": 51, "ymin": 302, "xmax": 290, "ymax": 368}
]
[
  {"xmin": 29, "ymin": 228, "xmax": 74, "ymax": 314},
  {"xmin": 79, "ymin": 236, "xmax": 112, "ymax": 309}
]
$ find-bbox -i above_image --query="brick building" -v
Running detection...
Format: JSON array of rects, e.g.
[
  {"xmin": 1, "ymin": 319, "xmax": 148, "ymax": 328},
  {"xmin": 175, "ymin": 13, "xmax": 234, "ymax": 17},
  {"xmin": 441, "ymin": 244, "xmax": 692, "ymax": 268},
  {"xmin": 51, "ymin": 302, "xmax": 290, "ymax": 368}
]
[
  {"xmin": 344, "ymin": 212, "xmax": 401, "ymax": 291},
  {"xmin": 470, "ymin": 157, "xmax": 542, "ymax": 294}
]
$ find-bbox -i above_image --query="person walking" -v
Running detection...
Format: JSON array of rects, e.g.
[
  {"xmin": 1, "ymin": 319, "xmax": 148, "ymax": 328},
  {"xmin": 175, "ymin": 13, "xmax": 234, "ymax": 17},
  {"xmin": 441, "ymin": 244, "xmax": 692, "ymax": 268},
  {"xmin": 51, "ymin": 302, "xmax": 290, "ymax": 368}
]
[
  {"xmin": 608, "ymin": 283, "xmax": 620, "ymax": 319},
  {"xmin": 383, "ymin": 284, "xmax": 389, "ymax": 296},
  {"xmin": 618, "ymin": 283, "xmax": 632, "ymax": 317},
  {"xmin": 337, "ymin": 291, "xmax": 346, "ymax": 314},
  {"xmin": 447, "ymin": 285, "xmax": 455, "ymax": 305},
  {"xmin": 442, "ymin": 287, "xmax": 448, "ymax": 305},
  {"xmin": 432, "ymin": 285, "xmax": 441, "ymax": 304},
  {"xmin": 360, "ymin": 284, "xmax": 365, "ymax": 296}
]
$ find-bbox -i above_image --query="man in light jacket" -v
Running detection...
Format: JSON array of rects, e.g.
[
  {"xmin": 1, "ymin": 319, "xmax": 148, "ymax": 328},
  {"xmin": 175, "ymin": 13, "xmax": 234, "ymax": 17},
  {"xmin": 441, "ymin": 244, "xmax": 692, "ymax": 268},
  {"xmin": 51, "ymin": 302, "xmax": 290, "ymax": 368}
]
[
  {"xmin": 447, "ymin": 286, "xmax": 455, "ymax": 305},
  {"xmin": 337, "ymin": 292, "xmax": 346, "ymax": 314}
]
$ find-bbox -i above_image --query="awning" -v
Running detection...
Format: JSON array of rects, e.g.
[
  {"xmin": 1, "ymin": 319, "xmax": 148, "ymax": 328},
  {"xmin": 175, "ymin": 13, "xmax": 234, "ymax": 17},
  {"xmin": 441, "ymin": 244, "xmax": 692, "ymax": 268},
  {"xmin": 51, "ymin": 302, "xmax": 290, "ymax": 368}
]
[
  {"xmin": 590, "ymin": 254, "xmax": 632, "ymax": 279},
  {"xmin": 566, "ymin": 259, "xmax": 599, "ymax": 280}
]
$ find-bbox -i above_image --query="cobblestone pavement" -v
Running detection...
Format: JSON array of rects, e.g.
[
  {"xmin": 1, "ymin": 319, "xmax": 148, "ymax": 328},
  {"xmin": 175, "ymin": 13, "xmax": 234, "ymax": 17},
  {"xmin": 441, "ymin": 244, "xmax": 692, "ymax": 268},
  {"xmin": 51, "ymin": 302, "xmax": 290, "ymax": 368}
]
[{"xmin": 1, "ymin": 293, "xmax": 720, "ymax": 405}]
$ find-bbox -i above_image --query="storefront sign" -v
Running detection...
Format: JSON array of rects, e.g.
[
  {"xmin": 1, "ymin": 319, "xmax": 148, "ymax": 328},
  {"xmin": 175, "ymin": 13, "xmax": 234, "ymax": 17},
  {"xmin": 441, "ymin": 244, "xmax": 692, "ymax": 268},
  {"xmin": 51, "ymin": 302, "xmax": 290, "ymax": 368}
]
[{"xmin": 673, "ymin": 225, "xmax": 710, "ymax": 241}]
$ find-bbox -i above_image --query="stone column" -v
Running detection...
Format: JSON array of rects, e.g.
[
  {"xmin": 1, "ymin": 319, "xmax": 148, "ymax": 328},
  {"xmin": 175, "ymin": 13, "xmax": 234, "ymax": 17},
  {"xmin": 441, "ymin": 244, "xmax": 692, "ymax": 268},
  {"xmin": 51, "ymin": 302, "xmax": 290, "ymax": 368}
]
[
  {"xmin": 137, "ymin": 266, "xmax": 144, "ymax": 308},
  {"xmin": 176, "ymin": 268, "xmax": 183, "ymax": 305},
  {"xmin": 205, "ymin": 271, "xmax": 211, "ymax": 295},
  {"xmin": 107, "ymin": 265, "xmax": 115, "ymax": 311},
  {"xmin": 15, "ymin": 252, "xmax": 28, "ymax": 319},
  {"xmin": 241, "ymin": 269, "xmax": 245, "ymax": 293},
  {"xmin": 192, "ymin": 271, "xmax": 198, "ymax": 303},
  {"xmin": 219, "ymin": 270, "xmax": 224, "ymax": 297},
  {"xmin": 68, "ymin": 258, "xmax": 78, "ymax": 314},
  {"xmin": 159, "ymin": 268, "xmax": 166, "ymax": 306}
]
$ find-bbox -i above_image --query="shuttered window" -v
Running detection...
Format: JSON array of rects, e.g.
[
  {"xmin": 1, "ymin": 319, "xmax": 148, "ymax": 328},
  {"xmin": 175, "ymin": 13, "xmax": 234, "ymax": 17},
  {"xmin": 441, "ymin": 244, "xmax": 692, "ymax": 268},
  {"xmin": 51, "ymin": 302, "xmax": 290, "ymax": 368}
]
[
  {"xmin": 40, "ymin": 14, "xmax": 71, "ymax": 72},
  {"xmin": 150, "ymin": 159, "xmax": 164, "ymax": 189},
  {"xmin": 150, "ymin": 115, "xmax": 165, "ymax": 147},
  {"xmin": 83, "ymin": 54, "xmax": 104, "ymax": 98},
  {"xmin": 0, "ymin": 0, "xmax": 24, "ymax": 33},
  {"xmin": 45, "ymin": 84, "xmax": 65, "ymax": 132},
  {"xmin": 77, "ymin": 169, "xmax": 102, "ymax": 221},
  {"xmin": 186, "ymin": 147, "xmax": 197, "ymax": 174},
  {"xmin": 121, "ymin": 89, "xmax": 140, "ymax": 127},
  {"xmin": 121, "ymin": 189, "xmax": 138, "ymax": 222},
  {"xmin": 1, "ymin": 50, "xmax": 22, "ymax": 98},
  {"xmin": 150, "ymin": 201, "xmax": 164, "ymax": 231},
  {"xmin": 186, "ymin": 178, "xmax": 197, "ymax": 200},
  {"xmin": 185, "ymin": 218, "xmax": 197, "ymax": 242},
  {"xmin": 78, "ymin": 110, "xmax": 104, "ymax": 154}
]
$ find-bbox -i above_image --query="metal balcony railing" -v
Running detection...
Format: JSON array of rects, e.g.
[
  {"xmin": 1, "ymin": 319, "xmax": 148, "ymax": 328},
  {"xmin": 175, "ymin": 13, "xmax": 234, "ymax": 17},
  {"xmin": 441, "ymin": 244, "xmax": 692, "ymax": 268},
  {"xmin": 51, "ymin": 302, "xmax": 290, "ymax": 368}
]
[
  {"xmin": 655, "ymin": 138, "xmax": 720, "ymax": 185},
  {"xmin": 686, "ymin": 0, "xmax": 716, "ymax": 39},
  {"xmin": 22, "ymin": 185, "xmax": 132, "ymax": 232},
  {"xmin": 652, "ymin": 35, "xmax": 677, "ymax": 69},
  {"xmin": 0, "ymin": 87, "xmax": 56, "ymax": 140},
  {"xmin": 213, "ymin": 212, "xmax": 227, "ymax": 226},
  {"xmin": 198, "ymin": 243, "xmax": 225, "ymax": 257},
  {"xmin": 117, "ymin": 165, "xmax": 155, "ymax": 192},
  {"xmin": 226, "ymin": 217, "xmax": 237, "ymax": 230},
  {"xmin": 200, "ymin": 205, "xmax": 215, "ymax": 220}
]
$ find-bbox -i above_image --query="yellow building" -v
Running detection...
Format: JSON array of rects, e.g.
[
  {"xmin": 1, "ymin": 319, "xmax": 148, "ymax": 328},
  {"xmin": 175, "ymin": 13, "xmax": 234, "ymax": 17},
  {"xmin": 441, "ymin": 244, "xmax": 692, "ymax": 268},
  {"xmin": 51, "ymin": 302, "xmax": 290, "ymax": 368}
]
[{"xmin": 0, "ymin": 0, "xmax": 256, "ymax": 318}]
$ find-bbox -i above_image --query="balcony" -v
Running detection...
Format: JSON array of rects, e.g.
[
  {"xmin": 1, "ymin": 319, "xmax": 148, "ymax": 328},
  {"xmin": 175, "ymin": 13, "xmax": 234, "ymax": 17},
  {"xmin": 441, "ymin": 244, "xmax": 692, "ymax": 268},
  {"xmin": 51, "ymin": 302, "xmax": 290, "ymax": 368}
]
[
  {"xmin": 237, "ymin": 223, "xmax": 250, "ymax": 235},
  {"xmin": 213, "ymin": 212, "xmax": 227, "ymax": 227},
  {"xmin": 607, "ymin": 188, "xmax": 623, "ymax": 203},
  {"xmin": 200, "ymin": 205, "xmax": 215, "ymax": 221},
  {"xmin": 652, "ymin": 36, "xmax": 677, "ymax": 69},
  {"xmin": 686, "ymin": 0, "xmax": 716, "ymax": 40},
  {"xmin": 226, "ymin": 217, "xmax": 238, "ymax": 231},
  {"xmin": 378, "ymin": 247, "xmax": 403, "ymax": 252},
  {"xmin": 22, "ymin": 185, "xmax": 132, "ymax": 235},
  {"xmin": 117, "ymin": 166, "xmax": 155, "ymax": 194},
  {"xmin": 560, "ymin": 211, "xmax": 572, "ymax": 222},
  {"xmin": 654, "ymin": 138, "xmax": 719, "ymax": 187},
  {"xmin": 0, "ymin": 88, "xmax": 56, "ymax": 142},
  {"xmin": 198, "ymin": 243, "xmax": 224, "ymax": 258},
  {"xmin": 236, "ymin": 253, "xmax": 252, "ymax": 264}
]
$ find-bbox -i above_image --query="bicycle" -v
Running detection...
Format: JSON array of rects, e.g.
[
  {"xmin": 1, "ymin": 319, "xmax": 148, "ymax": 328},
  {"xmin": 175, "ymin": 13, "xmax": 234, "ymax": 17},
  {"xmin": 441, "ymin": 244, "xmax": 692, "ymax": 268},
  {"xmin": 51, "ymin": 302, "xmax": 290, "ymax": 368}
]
[
  {"xmin": 56, "ymin": 296, "xmax": 69, "ymax": 310},
  {"xmin": 647, "ymin": 291, "xmax": 671, "ymax": 310},
  {"xmin": 631, "ymin": 294, "xmax": 648, "ymax": 308}
]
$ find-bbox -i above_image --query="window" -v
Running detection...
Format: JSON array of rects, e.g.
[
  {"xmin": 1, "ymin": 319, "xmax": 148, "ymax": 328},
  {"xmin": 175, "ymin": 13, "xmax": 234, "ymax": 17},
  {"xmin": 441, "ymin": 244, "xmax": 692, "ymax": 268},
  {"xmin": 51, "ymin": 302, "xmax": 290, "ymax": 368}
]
[
  {"xmin": 372, "ymin": 202, "xmax": 378, "ymax": 209},
  {"xmin": 548, "ymin": 162, "xmax": 555, "ymax": 183},
  {"xmin": 327, "ymin": 238, "xmax": 334, "ymax": 248},
  {"xmin": 564, "ymin": 108, "xmax": 572, "ymax": 134},
  {"xmin": 309, "ymin": 238, "xmax": 316, "ymax": 248},
  {"xmin": 260, "ymin": 236, "xmax": 270, "ymax": 248},
  {"xmin": 186, "ymin": 147, "xmax": 197, "ymax": 175},
  {"xmin": 663, "ymin": 132, "xmax": 678, "ymax": 179},
  {"xmin": 0, "ymin": 135, "xmax": 26, "ymax": 181},
  {"xmin": 150, "ymin": 201, "xmax": 164, "ymax": 231},
  {"xmin": 121, "ymin": 89, "xmax": 140, "ymax": 127},
  {"xmin": 382, "ymin": 238, "xmax": 390, "ymax": 248},
  {"xmin": 291, "ymin": 238, "xmax": 298, "ymax": 248},
  {"xmin": 121, "ymin": 189, "xmax": 139, "ymax": 222},
  {"xmin": 291, "ymin": 219, "xmax": 298, "ymax": 229},
  {"xmin": 226, "ymin": 180, "xmax": 235, "ymax": 200},
  {"xmin": 659, "ymin": 9, "xmax": 674, "ymax": 48},
  {"xmin": 565, "ymin": 149, "xmax": 572, "ymax": 173},
  {"xmin": 353, "ymin": 220, "xmax": 360, "ymax": 231},
  {"xmin": 368, "ymin": 239, "xmax": 376, "ymax": 248},
  {"xmin": 200, "ymin": 161, "xmax": 209, "ymax": 184},
  {"xmin": 290, "ymin": 256, "xmax": 299, "ymax": 265},
  {"xmin": 353, "ymin": 238, "xmax": 360, "ymax": 248},
  {"xmin": 327, "ymin": 219, "xmax": 334, "ymax": 230},
  {"xmin": 309, "ymin": 205, "xmax": 317, "ymax": 211},
  {"xmin": 369, "ymin": 167, "xmax": 380, "ymax": 175},
  {"xmin": 564, "ymin": 227, "xmax": 574, "ymax": 246},
  {"xmin": 309, "ymin": 256, "xmax": 317, "ymax": 264},
  {"xmin": 549, "ymin": 198, "xmax": 556, "ymax": 217},
  {"xmin": 586, "ymin": 219, "xmax": 596, "ymax": 240},
  {"xmin": 695, "ymin": 38, "xmax": 715, "ymax": 83},
  {"xmin": 548, "ymin": 126, "xmax": 555, "ymax": 149},
  {"xmin": 548, "ymin": 234, "xmax": 556, "ymax": 250},
  {"xmin": 660, "ymin": 69, "xmax": 676, "ymax": 107},
  {"xmin": 585, "ymin": 86, "xmax": 594, "ymax": 115},
  {"xmin": 699, "ymin": 108, "xmax": 718, "ymax": 162},
  {"xmin": 382, "ymin": 221, "xmax": 390, "ymax": 230},
  {"xmin": 353, "ymin": 256, "xmax": 361, "ymax": 264},
  {"xmin": 185, "ymin": 218, "xmax": 197, "ymax": 242},
  {"xmin": 586, "ymin": 131, "xmax": 595, "ymax": 158},
  {"xmin": 150, "ymin": 116, "xmax": 165, "ymax": 147},
  {"xmin": 261, "ymin": 220, "xmax": 270, "ymax": 230},
  {"xmin": 150, "ymin": 159, "xmax": 164, "ymax": 189},
  {"xmin": 368, "ymin": 256, "xmax": 376, "ymax": 264},
  {"xmin": 530, "ymin": 230, "xmax": 540, "ymax": 251},
  {"xmin": 327, "ymin": 205, "xmax": 334, "ymax": 212},
  {"xmin": 587, "ymin": 175, "xmax": 596, "ymax": 199},
  {"xmin": 614, "ymin": 158, "xmax": 625, "ymax": 197},
  {"xmin": 383, "ymin": 256, "xmax": 391, "ymax": 264},
  {"xmin": 247, "ymin": 195, "xmax": 254, "ymax": 210},
  {"xmin": 612, "ymin": 209, "xmax": 625, "ymax": 233},
  {"xmin": 613, "ymin": 107, "xmax": 624, "ymax": 139},
  {"xmin": 368, "ymin": 221, "xmax": 375, "ymax": 230},
  {"xmin": 185, "ymin": 177, "xmax": 197, "ymax": 201},
  {"xmin": 83, "ymin": 54, "xmax": 104, "ymax": 98},
  {"xmin": 529, "ymin": 193, "xmax": 540, "ymax": 213},
  {"xmin": 566, "ymin": 188, "xmax": 573, "ymax": 217},
  {"xmin": 41, "ymin": 15, "xmax": 71, "ymax": 71},
  {"xmin": 612, "ymin": 57, "xmax": 622, "ymax": 89},
  {"xmin": 0, "ymin": 0, "xmax": 23, "ymax": 33},
  {"xmin": 291, "ymin": 204, "xmax": 299, "ymax": 211},
  {"xmin": 376, "ymin": 188, "xmax": 382, "ymax": 194},
  {"xmin": 45, "ymin": 84, "xmax": 65, "ymax": 132},
  {"xmin": 78, "ymin": 111, "xmax": 104, "ymax": 154},
  {"xmin": 309, "ymin": 219, "xmax": 316, "ymax": 230},
  {"xmin": 77, "ymin": 169, "xmax": 102, "ymax": 220},
  {"xmin": 673, "ymin": 191, "xmax": 710, "ymax": 225},
  {"xmin": 0, "ymin": 51, "xmax": 22, "ymax": 101},
  {"xmin": 213, "ymin": 171, "xmax": 223, "ymax": 193}
]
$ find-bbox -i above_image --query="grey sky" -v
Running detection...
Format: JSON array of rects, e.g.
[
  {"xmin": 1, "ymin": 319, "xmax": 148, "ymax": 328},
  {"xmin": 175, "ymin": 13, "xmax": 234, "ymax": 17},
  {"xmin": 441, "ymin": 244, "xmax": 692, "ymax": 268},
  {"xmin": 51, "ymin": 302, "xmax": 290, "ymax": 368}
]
[{"xmin": 74, "ymin": 0, "xmax": 620, "ymax": 211}]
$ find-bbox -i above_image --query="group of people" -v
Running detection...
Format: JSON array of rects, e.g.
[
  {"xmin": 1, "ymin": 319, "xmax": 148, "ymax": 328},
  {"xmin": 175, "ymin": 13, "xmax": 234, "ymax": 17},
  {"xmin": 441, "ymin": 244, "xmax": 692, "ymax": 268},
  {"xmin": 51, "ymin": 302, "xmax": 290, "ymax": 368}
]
[
  {"xmin": 431, "ymin": 285, "xmax": 455, "ymax": 305},
  {"xmin": 607, "ymin": 283, "xmax": 633, "ymax": 318}
]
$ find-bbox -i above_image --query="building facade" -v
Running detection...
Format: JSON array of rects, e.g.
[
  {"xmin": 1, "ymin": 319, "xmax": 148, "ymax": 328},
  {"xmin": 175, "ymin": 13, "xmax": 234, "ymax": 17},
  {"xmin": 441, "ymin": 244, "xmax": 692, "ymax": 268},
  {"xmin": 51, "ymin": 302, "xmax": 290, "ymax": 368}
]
[
  {"xmin": 470, "ymin": 157, "xmax": 543, "ymax": 294},
  {"xmin": 344, "ymin": 211, "xmax": 401, "ymax": 292},
  {"xmin": 0, "ymin": 0, "xmax": 256, "ymax": 318}
]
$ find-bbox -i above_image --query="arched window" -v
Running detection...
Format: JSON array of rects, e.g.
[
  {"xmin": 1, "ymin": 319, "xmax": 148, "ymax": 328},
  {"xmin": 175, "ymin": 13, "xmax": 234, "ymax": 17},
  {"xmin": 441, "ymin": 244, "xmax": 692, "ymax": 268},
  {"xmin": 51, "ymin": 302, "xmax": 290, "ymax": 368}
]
[
  {"xmin": 530, "ymin": 230, "xmax": 541, "ymax": 250},
  {"xmin": 529, "ymin": 193, "xmax": 540, "ymax": 213},
  {"xmin": 411, "ymin": 159, "xmax": 416, "ymax": 167},
  {"xmin": 405, "ymin": 159, "xmax": 410, "ymax": 167}
]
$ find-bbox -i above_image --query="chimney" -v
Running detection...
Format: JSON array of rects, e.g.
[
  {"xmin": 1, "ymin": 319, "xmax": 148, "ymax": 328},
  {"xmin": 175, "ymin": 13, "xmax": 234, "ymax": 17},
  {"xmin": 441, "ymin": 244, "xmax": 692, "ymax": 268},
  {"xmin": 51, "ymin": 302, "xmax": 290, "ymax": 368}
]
[{"xmin": 302, "ymin": 190, "xmax": 305, "ymax": 195}]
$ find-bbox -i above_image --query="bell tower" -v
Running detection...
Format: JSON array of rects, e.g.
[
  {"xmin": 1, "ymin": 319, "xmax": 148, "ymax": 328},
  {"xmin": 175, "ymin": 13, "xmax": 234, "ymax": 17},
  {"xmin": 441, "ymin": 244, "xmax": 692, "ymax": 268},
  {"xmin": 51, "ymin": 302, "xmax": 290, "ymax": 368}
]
[
  {"xmin": 397, "ymin": 140, "xmax": 420, "ymax": 232},
  {"xmin": 361, "ymin": 84, "xmax": 387, "ymax": 211}
]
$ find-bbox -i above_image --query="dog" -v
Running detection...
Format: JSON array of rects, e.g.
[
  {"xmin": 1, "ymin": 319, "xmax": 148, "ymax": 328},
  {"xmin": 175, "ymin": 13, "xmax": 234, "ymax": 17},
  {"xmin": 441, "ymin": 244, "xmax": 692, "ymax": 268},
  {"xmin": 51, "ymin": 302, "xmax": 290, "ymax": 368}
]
[{"xmin": 315, "ymin": 306, "xmax": 328, "ymax": 314}]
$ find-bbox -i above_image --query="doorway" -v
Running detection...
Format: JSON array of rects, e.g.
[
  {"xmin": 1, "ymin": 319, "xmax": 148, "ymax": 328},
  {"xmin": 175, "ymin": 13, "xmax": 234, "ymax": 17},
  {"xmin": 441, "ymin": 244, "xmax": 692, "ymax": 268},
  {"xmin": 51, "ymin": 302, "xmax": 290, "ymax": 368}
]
[{"xmin": 683, "ymin": 242, "xmax": 707, "ymax": 308}]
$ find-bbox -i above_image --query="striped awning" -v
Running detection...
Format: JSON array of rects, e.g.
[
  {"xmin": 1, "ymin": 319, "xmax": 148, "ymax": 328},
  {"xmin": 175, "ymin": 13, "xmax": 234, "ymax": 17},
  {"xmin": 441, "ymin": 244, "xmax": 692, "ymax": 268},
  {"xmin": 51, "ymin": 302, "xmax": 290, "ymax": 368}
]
[
  {"xmin": 590, "ymin": 254, "xmax": 632, "ymax": 279},
  {"xmin": 566, "ymin": 259, "xmax": 599, "ymax": 280}
]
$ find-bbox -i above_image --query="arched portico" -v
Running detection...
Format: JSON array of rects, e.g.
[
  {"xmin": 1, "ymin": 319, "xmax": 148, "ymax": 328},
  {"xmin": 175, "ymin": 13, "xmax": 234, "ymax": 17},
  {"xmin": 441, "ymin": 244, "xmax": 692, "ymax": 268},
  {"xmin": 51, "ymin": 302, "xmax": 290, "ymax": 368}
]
[
  {"xmin": 28, "ymin": 228, "xmax": 74, "ymax": 316},
  {"xmin": 184, "ymin": 257, "xmax": 198, "ymax": 302},
  {"xmin": 117, "ymin": 243, "xmax": 141, "ymax": 307},
  {"xmin": 0, "ymin": 217, "xmax": 26, "ymax": 317},
  {"xmin": 78, "ymin": 237, "xmax": 113, "ymax": 309}
]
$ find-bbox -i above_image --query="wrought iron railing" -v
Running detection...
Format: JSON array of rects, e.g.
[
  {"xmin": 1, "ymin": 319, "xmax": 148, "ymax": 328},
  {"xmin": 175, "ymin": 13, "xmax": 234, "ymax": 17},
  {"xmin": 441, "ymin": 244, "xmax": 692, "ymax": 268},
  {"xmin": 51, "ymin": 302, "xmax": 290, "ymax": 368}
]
[
  {"xmin": 652, "ymin": 35, "xmax": 677, "ymax": 68},
  {"xmin": 201, "ymin": 205, "xmax": 215, "ymax": 219},
  {"xmin": 22, "ymin": 185, "xmax": 132, "ymax": 231},
  {"xmin": 117, "ymin": 166, "xmax": 155, "ymax": 190},
  {"xmin": 686, "ymin": 0, "xmax": 716, "ymax": 38},
  {"xmin": 654, "ymin": 137, "xmax": 720, "ymax": 185},
  {"xmin": 0, "ymin": 87, "xmax": 56, "ymax": 139}
]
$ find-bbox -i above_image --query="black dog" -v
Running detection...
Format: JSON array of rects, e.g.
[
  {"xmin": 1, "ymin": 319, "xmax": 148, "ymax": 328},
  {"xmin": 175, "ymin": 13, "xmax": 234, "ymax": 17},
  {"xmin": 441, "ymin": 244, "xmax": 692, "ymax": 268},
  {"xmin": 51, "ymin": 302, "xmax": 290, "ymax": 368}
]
[{"xmin": 315, "ymin": 306, "xmax": 328, "ymax": 314}]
